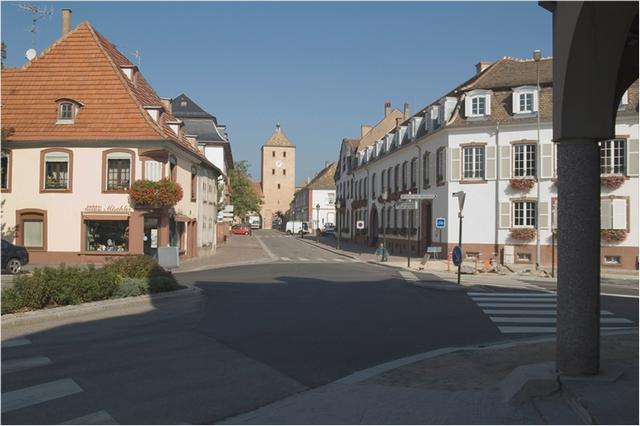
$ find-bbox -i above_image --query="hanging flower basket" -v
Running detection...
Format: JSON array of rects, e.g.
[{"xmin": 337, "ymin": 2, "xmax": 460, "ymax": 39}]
[
  {"xmin": 130, "ymin": 179, "xmax": 183, "ymax": 208},
  {"xmin": 600, "ymin": 175, "xmax": 625, "ymax": 190},
  {"xmin": 410, "ymin": 227, "xmax": 418, "ymax": 235},
  {"xmin": 509, "ymin": 178, "xmax": 536, "ymax": 190},
  {"xmin": 510, "ymin": 227, "xmax": 536, "ymax": 241},
  {"xmin": 600, "ymin": 229, "xmax": 628, "ymax": 242},
  {"xmin": 351, "ymin": 199, "xmax": 367, "ymax": 209}
]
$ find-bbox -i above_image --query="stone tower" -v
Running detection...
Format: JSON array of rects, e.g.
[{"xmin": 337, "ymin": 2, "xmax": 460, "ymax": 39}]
[{"xmin": 260, "ymin": 124, "xmax": 296, "ymax": 229}]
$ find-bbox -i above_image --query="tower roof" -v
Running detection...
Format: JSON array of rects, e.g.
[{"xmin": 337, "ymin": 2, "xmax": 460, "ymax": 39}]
[{"xmin": 264, "ymin": 123, "xmax": 295, "ymax": 147}]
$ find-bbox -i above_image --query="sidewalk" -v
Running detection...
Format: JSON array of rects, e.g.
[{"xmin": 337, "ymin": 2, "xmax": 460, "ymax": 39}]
[{"xmin": 224, "ymin": 331, "xmax": 638, "ymax": 424}]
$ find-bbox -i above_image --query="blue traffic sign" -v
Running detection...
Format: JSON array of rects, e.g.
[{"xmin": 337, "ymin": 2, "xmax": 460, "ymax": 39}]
[
  {"xmin": 452, "ymin": 246, "xmax": 463, "ymax": 266},
  {"xmin": 435, "ymin": 217, "xmax": 446, "ymax": 229}
]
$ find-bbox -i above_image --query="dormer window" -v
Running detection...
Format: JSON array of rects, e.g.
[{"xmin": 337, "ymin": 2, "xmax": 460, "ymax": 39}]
[
  {"xmin": 465, "ymin": 90, "xmax": 491, "ymax": 118},
  {"xmin": 618, "ymin": 90, "xmax": 629, "ymax": 111},
  {"xmin": 56, "ymin": 99, "xmax": 82, "ymax": 124},
  {"xmin": 167, "ymin": 120, "xmax": 181, "ymax": 135},
  {"xmin": 512, "ymin": 86, "xmax": 538, "ymax": 115},
  {"xmin": 120, "ymin": 65, "xmax": 136, "ymax": 80},
  {"xmin": 144, "ymin": 106, "xmax": 163, "ymax": 123}
]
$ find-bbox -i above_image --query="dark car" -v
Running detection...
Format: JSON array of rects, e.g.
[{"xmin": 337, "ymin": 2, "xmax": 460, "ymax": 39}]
[
  {"xmin": 1, "ymin": 239, "xmax": 29, "ymax": 274},
  {"xmin": 321, "ymin": 224, "xmax": 336, "ymax": 237},
  {"xmin": 232, "ymin": 224, "xmax": 252, "ymax": 236}
]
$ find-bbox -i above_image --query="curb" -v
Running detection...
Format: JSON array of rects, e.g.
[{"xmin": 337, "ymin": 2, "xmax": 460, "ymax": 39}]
[
  {"xmin": 174, "ymin": 258, "xmax": 274, "ymax": 274},
  {"xmin": 298, "ymin": 238, "xmax": 362, "ymax": 260},
  {"xmin": 1, "ymin": 286, "xmax": 203, "ymax": 328}
]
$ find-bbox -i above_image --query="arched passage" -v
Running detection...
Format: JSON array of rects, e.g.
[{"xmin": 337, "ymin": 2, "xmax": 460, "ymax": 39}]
[{"xmin": 369, "ymin": 206, "xmax": 379, "ymax": 246}]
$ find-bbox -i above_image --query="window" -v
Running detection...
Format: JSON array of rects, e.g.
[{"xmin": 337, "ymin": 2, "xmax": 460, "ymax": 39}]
[
  {"xmin": 465, "ymin": 90, "xmax": 491, "ymax": 118},
  {"xmin": 387, "ymin": 207, "xmax": 392, "ymax": 228},
  {"xmin": 401, "ymin": 162, "xmax": 407, "ymax": 190},
  {"xmin": 42, "ymin": 150, "xmax": 71, "ymax": 191},
  {"xmin": 59, "ymin": 102, "xmax": 73, "ymax": 120},
  {"xmin": 422, "ymin": 152, "xmax": 430, "ymax": 188},
  {"xmin": 371, "ymin": 173, "xmax": 376, "ymax": 199},
  {"xmin": 604, "ymin": 255, "xmax": 621, "ymax": 265},
  {"xmin": 410, "ymin": 158, "xmax": 417, "ymax": 188},
  {"xmin": 513, "ymin": 86, "xmax": 538, "ymax": 115},
  {"xmin": 17, "ymin": 210, "xmax": 46, "ymax": 250},
  {"xmin": 601, "ymin": 198, "xmax": 628, "ymax": 230},
  {"xmin": 169, "ymin": 156, "xmax": 177, "ymax": 181},
  {"xmin": 190, "ymin": 167, "xmax": 197, "ymax": 201},
  {"xmin": 519, "ymin": 92, "xmax": 534, "ymax": 113},
  {"xmin": 436, "ymin": 149, "xmax": 446, "ymax": 183},
  {"xmin": 85, "ymin": 220, "xmax": 129, "ymax": 252},
  {"xmin": 272, "ymin": 151, "xmax": 275, "ymax": 157},
  {"xmin": 103, "ymin": 150, "xmax": 134, "ymax": 192},
  {"xmin": 380, "ymin": 170, "xmax": 386, "ymax": 193},
  {"xmin": 513, "ymin": 144, "xmax": 536, "ymax": 177},
  {"xmin": 387, "ymin": 167, "xmax": 392, "ymax": 192},
  {"xmin": 600, "ymin": 139, "xmax": 625, "ymax": 175},
  {"xmin": 463, "ymin": 146, "xmax": 485, "ymax": 179},
  {"xmin": 283, "ymin": 151, "xmax": 286, "ymax": 158},
  {"xmin": 283, "ymin": 169, "xmax": 286, "ymax": 175},
  {"xmin": 394, "ymin": 165, "xmax": 399, "ymax": 191},
  {"xmin": 471, "ymin": 96, "xmax": 486, "ymax": 116},
  {"xmin": 272, "ymin": 169, "xmax": 275, "ymax": 175},
  {"xmin": 1, "ymin": 150, "xmax": 10, "ymax": 191},
  {"xmin": 328, "ymin": 193, "xmax": 335, "ymax": 205},
  {"xmin": 277, "ymin": 183, "xmax": 281, "ymax": 189},
  {"xmin": 513, "ymin": 201, "xmax": 536, "ymax": 227},
  {"xmin": 144, "ymin": 160, "xmax": 163, "ymax": 181},
  {"xmin": 364, "ymin": 177, "xmax": 368, "ymax": 199}
]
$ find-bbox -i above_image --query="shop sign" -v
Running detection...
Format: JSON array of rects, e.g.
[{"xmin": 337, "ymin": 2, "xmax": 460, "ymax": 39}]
[{"xmin": 84, "ymin": 205, "xmax": 131, "ymax": 214}]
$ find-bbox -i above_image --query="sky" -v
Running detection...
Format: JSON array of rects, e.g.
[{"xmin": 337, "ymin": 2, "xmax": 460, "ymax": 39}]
[{"xmin": 1, "ymin": 1, "xmax": 552, "ymax": 183}]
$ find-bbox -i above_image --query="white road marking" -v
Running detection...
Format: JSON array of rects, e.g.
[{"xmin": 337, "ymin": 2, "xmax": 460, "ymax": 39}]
[
  {"xmin": 254, "ymin": 234, "xmax": 277, "ymax": 260},
  {"xmin": 491, "ymin": 317, "xmax": 634, "ymax": 324},
  {"xmin": 477, "ymin": 303, "xmax": 557, "ymax": 308},
  {"xmin": 1, "ymin": 378, "xmax": 83, "ymax": 413},
  {"xmin": 61, "ymin": 410, "xmax": 118, "ymax": 425},
  {"xmin": 468, "ymin": 292, "xmax": 555, "ymax": 297},
  {"xmin": 298, "ymin": 257, "xmax": 309, "ymax": 261},
  {"xmin": 349, "ymin": 258, "xmax": 361, "ymax": 262},
  {"xmin": 399, "ymin": 271, "xmax": 419, "ymax": 282},
  {"xmin": 499, "ymin": 326, "xmax": 637, "ymax": 334},
  {"xmin": 280, "ymin": 257, "xmax": 290, "ymax": 261},
  {"xmin": 333, "ymin": 258, "xmax": 346, "ymax": 262},
  {"xmin": 483, "ymin": 309, "xmax": 614, "ymax": 315},
  {"xmin": 601, "ymin": 292, "xmax": 639, "ymax": 299},
  {"xmin": 471, "ymin": 297, "xmax": 558, "ymax": 302},
  {"xmin": 2, "ymin": 356, "xmax": 52, "ymax": 375},
  {"xmin": 2, "ymin": 337, "xmax": 32, "ymax": 348},
  {"xmin": 315, "ymin": 258, "xmax": 327, "ymax": 262}
]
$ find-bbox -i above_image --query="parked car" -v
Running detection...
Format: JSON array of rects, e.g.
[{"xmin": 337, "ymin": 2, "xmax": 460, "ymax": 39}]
[
  {"xmin": 1, "ymin": 239, "xmax": 29, "ymax": 274},
  {"xmin": 232, "ymin": 224, "xmax": 252, "ymax": 236},
  {"xmin": 285, "ymin": 221, "xmax": 309, "ymax": 235},
  {"xmin": 321, "ymin": 224, "xmax": 336, "ymax": 237}
]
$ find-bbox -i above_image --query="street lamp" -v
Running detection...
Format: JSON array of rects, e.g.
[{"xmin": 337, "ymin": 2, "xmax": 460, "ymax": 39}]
[
  {"xmin": 452, "ymin": 191, "xmax": 466, "ymax": 285},
  {"xmin": 335, "ymin": 199, "xmax": 342, "ymax": 250},
  {"xmin": 316, "ymin": 203, "xmax": 321, "ymax": 242},
  {"xmin": 381, "ymin": 188, "xmax": 388, "ymax": 260},
  {"xmin": 534, "ymin": 49, "xmax": 542, "ymax": 271}
]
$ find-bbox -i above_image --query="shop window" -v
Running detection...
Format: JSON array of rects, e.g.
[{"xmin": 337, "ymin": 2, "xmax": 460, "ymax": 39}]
[
  {"xmin": 1, "ymin": 149, "xmax": 10, "ymax": 191},
  {"xmin": 517, "ymin": 253, "xmax": 532, "ymax": 262},
  {"xmin": 42, "ymin": 150, "xmax": 72, "ymax": 191},
  {"xmin": 603, "ymin": 255, "xmax": 621, "ymax": 265},
  {"xmin": 103, "ymin": 150, "xmax": 134, "ymax": 192},
  {"xmin": 85, "ymin": 220, "xmax": 129, "ymax": 252}
]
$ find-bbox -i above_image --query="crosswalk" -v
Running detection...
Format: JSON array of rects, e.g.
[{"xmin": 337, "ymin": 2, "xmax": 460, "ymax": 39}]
[
  {"xmin": 2, "ymin": 337, "xmax": 119, "ymax": 424},
  {"xmin": 468, "ymin": 291, "xmax": 636, "ymax": 334},
  {"xmin": 277, "ymin": 256, "xmax": 363, "ymax": 263}
]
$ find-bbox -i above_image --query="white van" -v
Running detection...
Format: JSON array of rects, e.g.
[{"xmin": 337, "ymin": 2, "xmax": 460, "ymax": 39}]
[{"xmin": 285, "ymin": 221, "xmax": 309, "ymax": 235}]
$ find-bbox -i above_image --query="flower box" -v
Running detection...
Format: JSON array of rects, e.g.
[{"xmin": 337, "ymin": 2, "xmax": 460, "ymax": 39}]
[
  {"xmin": 600, "ymin": 229, "xmax": 627, "ymax": 242},
  {"xmin": 510, "ymin": 227, "xmax": 536, "ymax": 241},
  {"xmin": 509, "ymin": 178, "xmax": 536, "ymax": 190},
  {"xmin": 130, "ymin": 179, "xmax": 183, "ymax": 208},
  {"xmin": 600, "ymin": 175, "xmax": 625, "ymax": 190}
]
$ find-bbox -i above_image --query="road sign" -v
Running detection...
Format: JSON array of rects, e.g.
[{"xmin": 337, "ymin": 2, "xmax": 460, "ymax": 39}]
[
  {"xmin": 395, "ymin": 200, "xmax": 418, "ymax": 210},
  {"xmin": 452, "ymin": 246, "xmax": 463, "ymax": 266},
  {"xmin": 356, "ymin": 220, "xmax": 365, "ymax": 230},
  {"xmin": 435, "ymin": 217, "xmax": 446, "ymax": 229},
  {"xmin": 400, "ymin": 194, "xmax": 437, "ymax": 200}
]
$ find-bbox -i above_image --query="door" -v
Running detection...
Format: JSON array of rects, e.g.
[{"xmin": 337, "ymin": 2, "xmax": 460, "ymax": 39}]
[
  {"xmin": 421, "ymin": 200, "xmax": 432, "ymax": 255},
  {"xmin": 144, "ymin": 217, "xmax": 159, "ymax": 257}
]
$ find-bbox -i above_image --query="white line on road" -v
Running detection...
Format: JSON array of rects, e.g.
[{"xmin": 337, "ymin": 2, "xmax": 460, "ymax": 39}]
[
  {"xmin": 490, "ymin": 317, "xmax": 634, "ymax": 324},
  {"xmin": 315, "ymin": 258, "xmax": 327, "ymax": 262},
  {"xmin": 61, "ymin": 410, "xmax": 119, "ymax": 425},
  {"xmin": 280, "ymin": 257, "xmax": 290, "ymax": 261},
  {"xmin": 2, "ymin": 356, "xmax": 52, "ymax": 375},
  {"xmin": 483, "ymin": 309, "xmax": 614, "ymax": 315},
  {"xmin": 2, "ymin": 337, "xmax": 32, "ymax": 348},
  {"xmin": 471, "ymin": 297, "xmax": 558, "ymax": 302},
  {"xmin": 349, "ymin": 258, "xmax": 361, "ymax": 262},
  {"xmin": 499, "ymin": 326, "xmax": 637, "ymax": 334},
  {"xmin": 468, "ymin": 292, "xmax": 555, "ymax": 297},
  {"xmin": 298, "ymin": 257, "xmax": 309, "ymax": 261},
  {"xmin": 399, "ymin": 271, "xmax": 419, "ymax": 282},
  {"xmin": 601, "ymin": 292, "xmax": 640, "ymax": 299},
  {"xmin": 333, "ymin": 258, "xmax": 346, "ymax": 262},
  {"xmin": 477, "ymin": 303, "xmax": 557, "ymax": 308},
  {"xmin": 254, "ymin": 234, "xmax": 278, "ymax": 260},
  {"xmin": 1, "ymin": 378, "xmax": 83, "ymax": 413}
]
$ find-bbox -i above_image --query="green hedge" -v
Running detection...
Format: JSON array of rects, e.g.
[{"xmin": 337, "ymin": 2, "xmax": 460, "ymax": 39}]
[{"xmin": 1, "ymin": 256, "xmax": 182, "ymax": 315}]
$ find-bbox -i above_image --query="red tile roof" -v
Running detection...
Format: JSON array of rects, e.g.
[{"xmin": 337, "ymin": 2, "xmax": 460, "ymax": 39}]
[{"xmin": 1, "ymin": 22, "xmax": 209, "ymax": 163}]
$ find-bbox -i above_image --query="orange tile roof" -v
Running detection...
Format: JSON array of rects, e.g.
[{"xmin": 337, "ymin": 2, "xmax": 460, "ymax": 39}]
[{"xmin": 1, "ymin": 22, "xmax": 208, "ymax": 163}]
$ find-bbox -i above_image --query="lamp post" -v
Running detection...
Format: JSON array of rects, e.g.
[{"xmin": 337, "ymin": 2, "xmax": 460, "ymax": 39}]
[
  {"xmin": 316, "ymin": 203, "xmax": 321, "ymax": 242},
  {"xmin": 452, "ymin": 191, "xmax": 466, "ymax": 285},
  {"xmin": 534, "ymin": 49, "xmax": 542, "ymax": 271},
  {"xmin": 381, "ymin": 188, "xmax": 388, "ymax": 255},
  {"xmin": 336, "ymin": 199, "xmax": 342, "ymax": 250}
]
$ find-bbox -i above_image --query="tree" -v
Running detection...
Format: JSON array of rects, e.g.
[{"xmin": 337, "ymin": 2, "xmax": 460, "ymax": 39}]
[{"xmin": 229, "ymin": 160, "xmax": 262, "ymax": 220}]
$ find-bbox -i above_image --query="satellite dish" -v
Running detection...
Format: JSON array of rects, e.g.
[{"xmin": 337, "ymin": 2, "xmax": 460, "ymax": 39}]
[{"xmin": 25, "ymin": 48, "xmax": 37, "ymax": 61}]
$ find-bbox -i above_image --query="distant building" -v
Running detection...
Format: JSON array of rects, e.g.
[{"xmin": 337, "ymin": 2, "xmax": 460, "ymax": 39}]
[{"xmin": 290, "ymin": 162, "xmax": 337, "ymax": 230}]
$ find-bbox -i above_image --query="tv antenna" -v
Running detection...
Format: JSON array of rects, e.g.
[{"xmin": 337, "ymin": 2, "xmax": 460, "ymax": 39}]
[
  {"xmin": 132, "ymin": 49, "xmax": 141, "ymax": 68},
  {"xmin": 14, "ymin": 3, "xmax": 53, "ymax": 48}
]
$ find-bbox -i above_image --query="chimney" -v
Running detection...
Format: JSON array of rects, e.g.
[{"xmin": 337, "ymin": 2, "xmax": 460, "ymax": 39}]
[
  {"xmin": 395, "ymin": 117, "xmax": 402, "ymax": 129},
  {"xmin": 475, "ymin": 61, "xmax": 491, "ymax": 74},
  {"xmin": 160, "ymin": 98, "xmax": 172, "ymax": 114},
  {"xmin": 384, "ymin": 100, "xmax": 391, "ymax": 117},
  {"xmin": 403, "ymin": 102, "xmax": 410, "ymax": 119},
  {"xmin": 360, "ymin": 125, "xmax": 372, "ymax": 137},
  {"xmin": 62, "ymin": 9, "xmax": 72, "ymax": 36},
  {"xmin": 325, "ymin": 161, "xmax": 330, "ymax": 168}
]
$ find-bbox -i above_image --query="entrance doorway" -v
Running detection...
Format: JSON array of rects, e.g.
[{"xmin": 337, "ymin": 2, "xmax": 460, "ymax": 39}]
[
  {"xmin": 369, "ymin": 207, "xmax": 379, "ymax": 246},
  {"xmin": 420, "ymin": 200, "xmax": 432, "ymax": 255},
  {"xmin": 144, "ymin": 217, "xmax": 159, "ymax": 257}
]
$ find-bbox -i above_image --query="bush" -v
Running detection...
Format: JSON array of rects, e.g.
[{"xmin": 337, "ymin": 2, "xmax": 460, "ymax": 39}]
[
  {"xmin": 102, "ymin": 255, "xmax": 172, "ymax": 280},
  {"xmin": 112, "ymin": 277, "xmax": 149, "ymax": 298},
  {"xmin": 148, "ymin": 276, "xmax": 182, "ymax": 293},
  {"xmin": 1, "ymin": 288, "xmax": 23, "ymax": 315}
]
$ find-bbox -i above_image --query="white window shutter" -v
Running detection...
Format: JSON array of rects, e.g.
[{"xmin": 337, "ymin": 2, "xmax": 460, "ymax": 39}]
[
  {"xmin": 600, "ymin": 199, "xmax": 612, "ymax": 229},
  {"xmin": 464, "ymin": 97, "xmax": 472, "ymax": 117},
  {"xmin": 627, "ymin": 139, "xmax": 639, "ymax": 177},
  {"xmin": 533, "ymin": 89, "xmax": 540, "ymax": 113},
  {"xmin": 540, "ymin": 144, "xmax": 553, "ymax": 179},
  {"xmin": 450, "ymin": 148, "xmax": 460, "ymax": 181},
  {"xmin": 539, "ymin": 201, "xmax": 549, "ymax": 230},
  {"xmin": 612, "ymin": 199, "xmax": 627, "ymax": 229},
  {"xmin": 553, "ymin": 143, "xmax": 558, "ymax": 177},
  {"xmin": 499, "ymin": 146, "xmax": 511, "ymax": 180},
  {"xmin": 485, "ymin": 95, "xmax": 491, "ymax": 116},
  {"xmin": 145, "ymin": 160, "xmax": 162, "ymax": 181},
  {"xmin": 499, "ymin": 202, "xmax": 511, "ymax": 229},
  {"xmin": 512, "ymin": 92, "xmax": 519, "ymax": 115},
  {"xmin": 485, "ymin": 146, "xmax": 496, "ymax": 180}
]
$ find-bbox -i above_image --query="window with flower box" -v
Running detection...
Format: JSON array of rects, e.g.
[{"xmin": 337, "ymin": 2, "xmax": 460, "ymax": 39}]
[
  {"xmin": 513, "ymin": 201, "xmax": 536, "ymax": 227},
  {"xmin": 600, "ymin": 139, "xmax": 625, "ymax": 175},
  {"xmin": 103, "ymin": 150, "xmax": 134, "ymax": 192},
  {"xmin": 42, "ymin": 150, "xmax": 72, "ymax": 191}
]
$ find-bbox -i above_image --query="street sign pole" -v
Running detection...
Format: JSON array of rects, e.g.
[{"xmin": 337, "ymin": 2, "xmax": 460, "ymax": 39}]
[
  {"xmin": 457, "ymin": 211, "xmax": 463, "ymax": 285},
  {"xmin": 407, "ymin": 208, "xmax": 411, "ymax": 267}
]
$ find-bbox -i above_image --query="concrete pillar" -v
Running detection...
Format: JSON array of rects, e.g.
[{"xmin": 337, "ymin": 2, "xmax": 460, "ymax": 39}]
[
  {"xmin": 556, "ymin": 139, "xmax": 601, "ymax": 375},
  {"xmin": 129, "ymin": 211, "xmax": 144, "ymax": 255},
  {"xmin": 158, "ymin": 212, "xmax": 170, "ymax": 247}
]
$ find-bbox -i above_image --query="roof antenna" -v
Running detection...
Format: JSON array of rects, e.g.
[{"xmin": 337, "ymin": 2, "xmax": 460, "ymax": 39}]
[
  {"xmin": 14, "ymin": 3, "xmax": 53, "ymax": 49},
  {"xmin": 132, "ymin": 50, "xmax": 141, "ymax": 68}
]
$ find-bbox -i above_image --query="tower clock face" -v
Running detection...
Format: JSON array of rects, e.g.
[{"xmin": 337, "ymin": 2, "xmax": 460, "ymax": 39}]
[{"xmin": 275, "ymin": 160, "xmax": 284, "ymax": 168}]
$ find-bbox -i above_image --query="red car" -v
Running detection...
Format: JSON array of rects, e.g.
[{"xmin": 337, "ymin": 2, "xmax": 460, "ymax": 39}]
[{"xmin": 232, "ymin": 224, "xmax": 252, "ymax": 235}]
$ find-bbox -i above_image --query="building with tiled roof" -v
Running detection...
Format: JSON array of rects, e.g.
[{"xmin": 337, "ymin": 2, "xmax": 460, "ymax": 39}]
[
  {"xmin": 290, "ymin": 162, "xmax": 337, "ymax": 230},
  {"xmin": 1, "ymin": 10, "xmax": 222, "ymax": 263},
  {"xmin": 333, "ymin": 57, "xmax": 638, "ymax": 270}
]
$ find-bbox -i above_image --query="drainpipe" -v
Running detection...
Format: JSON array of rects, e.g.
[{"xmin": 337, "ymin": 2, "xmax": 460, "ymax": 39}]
[{"xmin": 494, "ymin": 121, "xmax": 500, "ymax": 261}]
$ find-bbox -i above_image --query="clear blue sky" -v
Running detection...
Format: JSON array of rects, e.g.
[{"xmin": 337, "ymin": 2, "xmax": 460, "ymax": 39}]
[{"xmin": 1, "ymin": 1, "xmax": 552, "ymax": 183}]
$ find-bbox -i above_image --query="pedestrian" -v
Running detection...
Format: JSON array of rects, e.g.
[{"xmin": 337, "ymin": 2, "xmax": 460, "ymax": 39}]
[{"xmin": 375, "ymin": 242, "xmax": 388, "ymax": 262}]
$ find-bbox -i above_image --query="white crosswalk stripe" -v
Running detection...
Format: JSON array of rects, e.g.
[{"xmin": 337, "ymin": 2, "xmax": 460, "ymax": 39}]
[
  {"xmin": 399, "ymin": 271, "xmax": 419, "ymax": 282},
  {"xmin": 298, "ymin": 257, "xmax": 309, "ymax": 261},
  {"xmin": 2, "ymin": 356, "xmax": 52, "ymax": 375},
  {"xmin": 469, "ymin": 291, "xmax": 636, "ymax": 335},
  {"xmin": 1, "ymin": 378, "xmax": 83, "ymax": 413},
  {"xmin": 280, "ymin": 257, "xmax": 290, "ymax": 261},
  {"xmin": 61, "ymin": 410, "xmax": 119, "ymax": 425},
  {"xmin": 2, "ymin": 337, "xmax": 32, "ymax": 348}
]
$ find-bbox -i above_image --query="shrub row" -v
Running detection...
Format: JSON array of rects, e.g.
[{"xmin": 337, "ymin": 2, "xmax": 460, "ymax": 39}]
[{"xmin": 1, "ymin": 256, "xmax": 182, "ymax": 315}]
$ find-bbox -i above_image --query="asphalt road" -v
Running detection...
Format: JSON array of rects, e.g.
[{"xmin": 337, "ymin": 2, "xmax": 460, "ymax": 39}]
[{"xmin": 2, "ymin": 229, "xmax": 638, "ymax": 424}]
